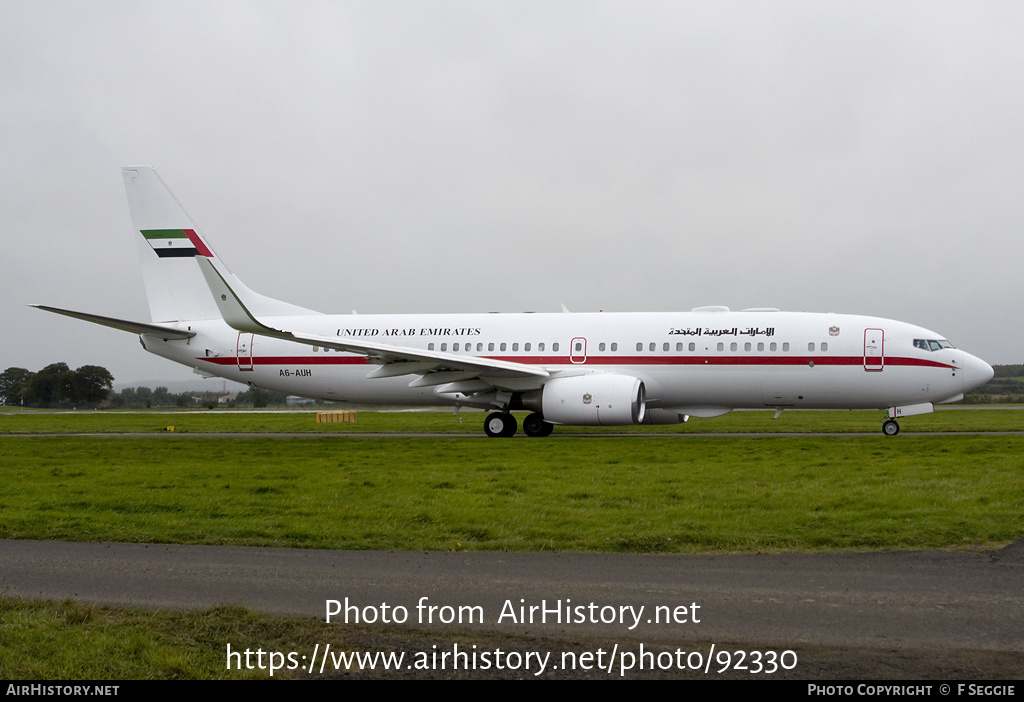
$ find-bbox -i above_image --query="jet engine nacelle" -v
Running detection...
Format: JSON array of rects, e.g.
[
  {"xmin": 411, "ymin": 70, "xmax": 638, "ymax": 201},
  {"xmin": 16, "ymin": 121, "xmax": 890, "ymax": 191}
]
[{"xmin": 532, "ymin": 374, "xmax": 646, "ymax": 425}]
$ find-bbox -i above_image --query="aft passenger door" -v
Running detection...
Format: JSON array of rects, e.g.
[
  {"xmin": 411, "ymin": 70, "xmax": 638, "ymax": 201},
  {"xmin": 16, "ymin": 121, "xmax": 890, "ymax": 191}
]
[
  {"xmin": 863, "ymin": 328, "xmax": 884, "ymax": 372},
  {"xmin": 237, "ymin": 332, "xmax": 254, "ymax": 371}
]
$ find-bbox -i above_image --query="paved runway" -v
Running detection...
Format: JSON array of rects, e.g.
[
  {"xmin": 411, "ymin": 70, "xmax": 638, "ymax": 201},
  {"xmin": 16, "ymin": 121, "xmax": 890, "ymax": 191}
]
[{"xmin": 3, "ymin": 539, "xmax": 1022, "ymax": 654}]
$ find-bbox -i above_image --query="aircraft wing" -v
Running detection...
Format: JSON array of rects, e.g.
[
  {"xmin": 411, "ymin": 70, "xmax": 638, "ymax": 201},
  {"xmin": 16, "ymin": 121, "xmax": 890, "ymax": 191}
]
[
  {"xmin": 195, "ymin": 257, "xmax": 549, "ymax": 383},
  {"xmin": 32, "ymin": 305, "xmax": 196, "ymax": 340}
]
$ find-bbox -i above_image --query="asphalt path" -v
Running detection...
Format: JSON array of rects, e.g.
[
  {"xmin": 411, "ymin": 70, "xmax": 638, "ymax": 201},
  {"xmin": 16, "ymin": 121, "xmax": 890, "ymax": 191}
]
[{"xmin": 3, "ymin": 540, "xmax": 1022, "ymax": 660}]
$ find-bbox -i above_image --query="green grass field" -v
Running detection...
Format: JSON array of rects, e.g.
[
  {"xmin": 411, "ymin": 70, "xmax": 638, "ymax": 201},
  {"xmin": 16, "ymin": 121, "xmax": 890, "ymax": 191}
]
[
  {"xmin": 2, "ymin": 406, "xmax": 1022, "ymax": 434},
  {"xmin": 0, "ymin": 599, "xmax": 268, "ymax": 679},
  {"xmin": 2, "ymin": 409, "xmax": 1021, "ymax": 553},
  {"xmin": 1, "ymin": 597, "xmax": 425, "ymax": 680}
]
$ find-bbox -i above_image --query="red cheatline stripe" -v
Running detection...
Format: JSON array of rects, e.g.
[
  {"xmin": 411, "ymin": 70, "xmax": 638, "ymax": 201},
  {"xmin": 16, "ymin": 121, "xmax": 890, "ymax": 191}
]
[
  {"xmin": 198, "ymin": 355, "xmax": 956, "ymax": 370},
  {"xmin": 201, "ymin": 356, "xmax": 369, "ymax": 366},
  {"xmin": 184, "ymin": 229, "xmax": 213, "ymax": 258}
]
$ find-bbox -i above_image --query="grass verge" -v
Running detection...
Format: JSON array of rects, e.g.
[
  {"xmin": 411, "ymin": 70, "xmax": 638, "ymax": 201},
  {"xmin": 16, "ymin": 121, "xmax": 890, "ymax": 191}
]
[
  {"xmin": 1, "ymin": 434, "xmax": 1020, "ymax": 552},
  {"xmin": 0, "ymin": 597, "xmax": 325, "ymax": 679},
  {"xmin": 1, "ymin": 407, "xmax": 1021, "ymax": 435}
]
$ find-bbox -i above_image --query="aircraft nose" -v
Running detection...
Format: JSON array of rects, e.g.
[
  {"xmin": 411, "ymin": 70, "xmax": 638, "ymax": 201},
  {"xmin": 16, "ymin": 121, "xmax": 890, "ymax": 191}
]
[{"xmin": 961, "ymin": 353, "xmax": 994, "ymax": 393}]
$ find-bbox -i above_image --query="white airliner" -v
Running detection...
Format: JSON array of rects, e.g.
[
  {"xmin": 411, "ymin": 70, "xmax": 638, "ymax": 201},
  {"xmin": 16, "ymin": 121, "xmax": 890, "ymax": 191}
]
[{"xmin": 36, "ymin": 166, "xmax": 994, "ymax": 437}]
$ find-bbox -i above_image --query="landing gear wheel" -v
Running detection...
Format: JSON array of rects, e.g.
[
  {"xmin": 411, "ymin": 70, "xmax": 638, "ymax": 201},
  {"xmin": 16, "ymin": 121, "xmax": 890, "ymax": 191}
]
[
  {"xmin": 882, "ymin": 419, "xmax": 900, "ymax": 436},
  {"xmin": 523, "ymin": 412, "xmax": 554, "ymax": 437},
  {"xmin": 484, "ymin": 412, "xmax": 518, "ymax": 438}
]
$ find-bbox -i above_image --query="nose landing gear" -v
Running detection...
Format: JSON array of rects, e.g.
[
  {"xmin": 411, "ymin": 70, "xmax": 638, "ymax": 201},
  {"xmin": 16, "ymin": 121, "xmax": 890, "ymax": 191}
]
[{"xmin": 882, "ymin": 419, "xmax": 900, "ymax": 436}]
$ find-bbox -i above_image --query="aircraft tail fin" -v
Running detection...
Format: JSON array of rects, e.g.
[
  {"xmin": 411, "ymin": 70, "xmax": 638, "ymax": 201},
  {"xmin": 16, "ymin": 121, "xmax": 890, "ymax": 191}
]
[{"xmin": 122, "ymin": 166, "xmax": 318, "ymax": 323}]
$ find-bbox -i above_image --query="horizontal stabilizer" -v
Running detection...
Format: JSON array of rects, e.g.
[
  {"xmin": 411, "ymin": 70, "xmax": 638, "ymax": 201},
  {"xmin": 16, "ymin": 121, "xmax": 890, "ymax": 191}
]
[{"xmin": 32, "ymin": 305, "xmax": 196, "ymax": 340}]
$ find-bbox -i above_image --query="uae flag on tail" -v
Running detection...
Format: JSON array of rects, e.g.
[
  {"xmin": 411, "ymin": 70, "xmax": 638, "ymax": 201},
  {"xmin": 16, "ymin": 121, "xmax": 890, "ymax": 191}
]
[{"xmin": 141, "ymin": 229, "xmax": 213, "ymax": 258}]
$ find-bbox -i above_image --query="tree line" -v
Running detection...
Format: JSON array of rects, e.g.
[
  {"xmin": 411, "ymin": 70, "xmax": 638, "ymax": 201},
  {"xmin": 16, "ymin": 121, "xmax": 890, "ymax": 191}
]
[
  {"xmin": 105, "ymin": 385, "xmax": 287, "ymax": 409},
  {"xmin": 963, "ymin": 364, "xmax": 1024, "ymax": 404},
  {"xmin": 1, "ymin": 363, "xmax": 290, "ymax": 408},
  {"xmin": 0, "ymin": 363, "xmax": 114, "ymax": 407}
]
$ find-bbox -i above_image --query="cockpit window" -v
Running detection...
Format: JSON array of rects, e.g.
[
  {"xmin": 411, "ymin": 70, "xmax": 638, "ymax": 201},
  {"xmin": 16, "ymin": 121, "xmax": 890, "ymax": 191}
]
[{"xmin": 914, "ymin": 338, "xmax": 955, "ymax": 352}]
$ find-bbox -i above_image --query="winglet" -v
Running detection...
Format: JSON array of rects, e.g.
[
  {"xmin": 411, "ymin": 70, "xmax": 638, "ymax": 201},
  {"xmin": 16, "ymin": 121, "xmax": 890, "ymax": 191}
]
[{"xmin": 195, "ymin": 257, "xmax": 280, "ymax": 335}]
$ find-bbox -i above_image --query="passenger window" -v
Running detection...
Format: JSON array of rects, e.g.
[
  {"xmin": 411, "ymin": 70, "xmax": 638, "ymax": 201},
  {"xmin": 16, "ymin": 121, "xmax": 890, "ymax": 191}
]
[
  {"xmin": 808, "ymin": 342, "xmax": 815, "ymax": 352},
  {"xmin": 513, "ymin": 343, "xmax": 519, "ymax": 352},
  {"xmin": 524, "ymin": 343, "xmax": 531, "ymax": 352},
  {"xmin": 636, "ymin": 342, "xmax": 643, "ymax": 352},
  {"xmin": 500, "ymin": 343, "xmax": 507, "ymax": 352},
  {"xmin": 757, "ymin": 342, "xmax": 764, "ymax": 351},
  {"xmin": 453, "ymin": 343, "xmax": 459, "ymax": 352},
  {"xmin": 663, "ymin": 342, "xmax": 669, "ymax": 352},
  {"xmin": 552, "ymin": 343, "xmax": 559, "ymax": 352},
  {"xmin": 538, "ymin": 343, "xmax": 545, "ymax": 352},
  {"xmin": 574, "ymin": 342, "xmax": 581, "ymax": 352},
  {"xmin": 821, "ymin": 342, "xmax": 828, "ymax": 352},
  {"xmin": 730, "ymin": 342, "xmax": 738, "ymax": 351},
  {"xmin": 441, "ymin": 343, "xmax": 447, "ymax": 352},
  {"xmin": 428, "ymin": 343, "xmax": 435, "ymax": 351},
  {"xmin": 477, "ymin": 343, "xmax": 483, "ymax": 352},
  {"xmin": 649, "ymin": 342, "xmax": 656, "ymax": 352},
  {"xmin": 599, "ymin": 342, "xmax": 606, "ymax": 352},
  {"xmin": 610, "ymin": 343, "xmax": 617, "ymax": 351},
  {"xmin": 676, "ymin": 342, "xmax": 683, "ymax": 352},
  {"xmin": 744, "ymin": 342, "xmax": 751, "ymax": 352},
  {"xmin": 488, "ymin": 342, "xmax": 494, "ymax": 352},
  {"xmin": 688, "ymin": 343, "xmax": 695, "ymax": 352},
  {"xmin": 717, "ymin": 342, "xmax": 724, "ymax": 352},
  {"xmin": 783, "ymin": 342, "xmax": 790, "ymax": 352},
  {"xmin": 770, "ymin": 342, "xmax": 777, "ymax": 352}
]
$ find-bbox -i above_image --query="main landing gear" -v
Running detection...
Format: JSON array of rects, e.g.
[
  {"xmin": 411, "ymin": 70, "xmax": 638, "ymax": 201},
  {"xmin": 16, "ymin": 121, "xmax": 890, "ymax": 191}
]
[
  {"xmin": 522, "ymin": 412, "xmax": 554, "ymax": 437},
  {"xmin": 882, "ymin": 419, "xmax": 900, "ymax": 436},
  {"xmin": 484, "ymin": 412, "xmax": 517, "ymax": 438},
  {"xmin": 483, "ymin": 412, "xmax": 554, "ymax": 437}
]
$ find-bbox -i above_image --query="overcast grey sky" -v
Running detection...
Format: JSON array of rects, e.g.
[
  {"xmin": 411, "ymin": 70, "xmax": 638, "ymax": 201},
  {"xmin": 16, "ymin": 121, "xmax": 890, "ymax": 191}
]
[{"xmin": 2, "ymin": 1, "xmax": 1022, "ymax": 388}]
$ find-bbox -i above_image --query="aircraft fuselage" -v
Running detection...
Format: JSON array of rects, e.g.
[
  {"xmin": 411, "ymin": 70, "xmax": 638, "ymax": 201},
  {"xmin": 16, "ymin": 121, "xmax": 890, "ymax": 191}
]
[{"xmin": 142, "ymin": 309, "xmax": 989, "ymax": 420}]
